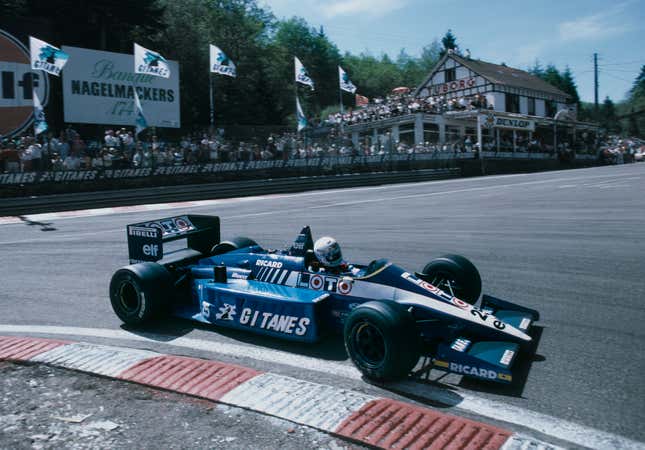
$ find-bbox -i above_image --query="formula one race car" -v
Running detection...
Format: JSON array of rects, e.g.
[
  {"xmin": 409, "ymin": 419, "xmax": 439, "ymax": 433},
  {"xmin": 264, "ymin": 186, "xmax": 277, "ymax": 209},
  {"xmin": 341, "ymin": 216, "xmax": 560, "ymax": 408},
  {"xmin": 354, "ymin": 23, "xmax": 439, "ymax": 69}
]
[{"xmin": 110, "ymin": 214, "xmax": 540, "ymax": 383}]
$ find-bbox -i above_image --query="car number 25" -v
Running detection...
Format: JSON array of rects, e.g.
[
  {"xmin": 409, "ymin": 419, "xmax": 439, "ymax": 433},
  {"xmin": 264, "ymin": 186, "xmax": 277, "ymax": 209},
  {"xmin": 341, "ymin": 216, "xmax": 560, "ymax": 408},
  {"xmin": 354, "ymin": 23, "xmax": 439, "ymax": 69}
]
[{"xmin": 470, "ymin": 308, "xmax": 506, "ymax": 330}]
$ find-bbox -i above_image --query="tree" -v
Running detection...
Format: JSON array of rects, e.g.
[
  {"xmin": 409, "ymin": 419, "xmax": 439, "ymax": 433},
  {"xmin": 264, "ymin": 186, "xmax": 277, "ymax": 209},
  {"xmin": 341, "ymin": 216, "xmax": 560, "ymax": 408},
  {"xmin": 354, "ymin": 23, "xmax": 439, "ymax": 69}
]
[
  {"xmin": 629, "ymin": 65, "xmax": 645, "ymax": 98},
  {"xmin": 600, "ymin": 96, "xmax": 620, "ymax": 133},
  {"xmin": 10, "ymin": 0, "xmax": 165, "ymax": 51},
  {"xmin": 533, "ymin": 64, "xmax": 581, "ymax": 108},
  {"xmin": 561, "ymin": 67, "xmax": 580, "ymax": 105},
  {"xmin": 419, "ymin": 40, "xmax": 441, "ymax": 73},
  {"xmin": 439, "ymin": 29, "xmax": 459, "ymax": 57},
  {"xmin": 528, "ymin": 59, "xmax": 545, "ymax": 78}
]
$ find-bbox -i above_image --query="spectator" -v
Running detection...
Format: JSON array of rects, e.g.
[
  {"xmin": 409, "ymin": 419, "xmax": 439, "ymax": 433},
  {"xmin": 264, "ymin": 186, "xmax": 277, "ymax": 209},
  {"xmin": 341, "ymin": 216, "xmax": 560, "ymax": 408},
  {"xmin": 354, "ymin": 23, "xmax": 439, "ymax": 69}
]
[{"xmin": 63, "ymin": 151, "xmax": 81, "ymax": 170}]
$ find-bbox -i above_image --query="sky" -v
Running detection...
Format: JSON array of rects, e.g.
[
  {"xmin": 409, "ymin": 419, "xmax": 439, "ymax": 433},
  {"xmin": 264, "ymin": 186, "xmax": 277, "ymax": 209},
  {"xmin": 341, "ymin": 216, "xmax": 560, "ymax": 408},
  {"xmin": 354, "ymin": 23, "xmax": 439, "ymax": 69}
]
[{"xmin": 261, "ymin": 0, "xmax": 645, "ymax": 103}]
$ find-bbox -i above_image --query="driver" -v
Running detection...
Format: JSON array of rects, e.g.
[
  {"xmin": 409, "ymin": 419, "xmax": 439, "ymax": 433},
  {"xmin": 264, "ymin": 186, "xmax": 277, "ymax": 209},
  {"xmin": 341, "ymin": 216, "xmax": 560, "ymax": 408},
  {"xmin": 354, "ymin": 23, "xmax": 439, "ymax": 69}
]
[{"xmin": 313, "ymin": 236, "xmax": 355, "ymax": 274}]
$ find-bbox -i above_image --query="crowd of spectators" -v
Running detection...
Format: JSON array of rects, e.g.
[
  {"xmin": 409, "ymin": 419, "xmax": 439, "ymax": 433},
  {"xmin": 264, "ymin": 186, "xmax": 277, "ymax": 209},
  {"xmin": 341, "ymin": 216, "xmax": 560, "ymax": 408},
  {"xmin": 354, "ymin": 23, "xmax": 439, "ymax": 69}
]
[
  {"xmin": 325, "ymin": 92, "xmax": 490, "ymax": 127},
  {"xmin": 1, "ymin": 102, "xmax": 642, "ymax": 173},
  {"xmin": 598, "ymin": 135, "xmax": 644, "ymax": 164},
  {"xmin": 0, "ymin": 125, "xmax": 482, "ymax": 173}
]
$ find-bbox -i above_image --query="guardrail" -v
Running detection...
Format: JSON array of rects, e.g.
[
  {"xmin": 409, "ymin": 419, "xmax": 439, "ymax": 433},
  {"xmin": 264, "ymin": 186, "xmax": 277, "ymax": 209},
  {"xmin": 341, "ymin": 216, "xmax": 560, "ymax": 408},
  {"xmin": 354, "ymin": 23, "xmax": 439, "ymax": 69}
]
[{"xmin": 0, "ymin": 168, "xmax": 460, "ymax": 216}]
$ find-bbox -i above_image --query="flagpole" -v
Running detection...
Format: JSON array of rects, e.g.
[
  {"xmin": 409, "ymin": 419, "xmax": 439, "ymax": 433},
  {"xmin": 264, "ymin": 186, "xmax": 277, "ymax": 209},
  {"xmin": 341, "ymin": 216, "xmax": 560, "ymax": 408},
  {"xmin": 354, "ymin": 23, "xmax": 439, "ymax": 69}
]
[
  {"xmin": 32, "ymin": 70, "xmax": 37, "ymax": 139},
  {"xmin": 295, "ymin": 73, "xmax": 299, "ymax": 137},
  {"xmin": 338, "ymin": 82, "xmax": 344, "ymax": 136},
  {"xmin": 209, "ymin": 72, "xmax": 215, "ymax": 131}
]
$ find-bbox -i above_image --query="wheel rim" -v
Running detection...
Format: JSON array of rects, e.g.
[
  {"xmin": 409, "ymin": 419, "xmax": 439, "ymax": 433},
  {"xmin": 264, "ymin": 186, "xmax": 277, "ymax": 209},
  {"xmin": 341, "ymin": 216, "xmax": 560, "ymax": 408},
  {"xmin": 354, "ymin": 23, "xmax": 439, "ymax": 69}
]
[
  {"xmin": 353, "ymin": 321, "xmax": 386, "ymax": 366},
  {"xmin": 118, "ymin": 281, "xmax": 140, "ymax": 314}
]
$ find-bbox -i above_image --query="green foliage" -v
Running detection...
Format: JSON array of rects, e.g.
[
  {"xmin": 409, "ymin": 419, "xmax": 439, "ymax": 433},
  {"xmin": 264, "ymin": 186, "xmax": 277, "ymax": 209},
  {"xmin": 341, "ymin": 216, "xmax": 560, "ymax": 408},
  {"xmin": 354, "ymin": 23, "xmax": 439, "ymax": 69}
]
[
  {"xmin": 600, "ymin": 96, "xmax": 621, "ymax": 133},
  {"xmin": 530, "ymin": 61, "xmax": 581, "ymax": 107},
  {"xmin": 440, "ymin": 29, "xmax": 459, "ymax": 57},
  {"xmin": 616, "ymin": 65, "xmax": 645, "ymax": 137}
]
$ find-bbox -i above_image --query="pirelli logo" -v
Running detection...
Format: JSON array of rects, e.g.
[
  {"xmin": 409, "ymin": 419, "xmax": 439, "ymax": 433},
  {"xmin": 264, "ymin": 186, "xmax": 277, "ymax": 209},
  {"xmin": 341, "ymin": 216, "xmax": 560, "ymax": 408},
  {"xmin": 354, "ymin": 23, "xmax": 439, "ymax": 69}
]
[{"xmin": 128, "ymin": 226, "xmax": 159, "ymax": 238}]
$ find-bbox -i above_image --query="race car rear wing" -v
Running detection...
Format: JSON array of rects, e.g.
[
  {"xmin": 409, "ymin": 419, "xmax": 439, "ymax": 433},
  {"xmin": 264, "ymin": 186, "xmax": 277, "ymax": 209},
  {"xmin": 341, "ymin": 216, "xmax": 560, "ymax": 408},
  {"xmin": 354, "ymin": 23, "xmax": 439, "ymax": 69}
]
[{"xmin": 126, "ymin": 214, "xmax": 220, "ymax": 264}]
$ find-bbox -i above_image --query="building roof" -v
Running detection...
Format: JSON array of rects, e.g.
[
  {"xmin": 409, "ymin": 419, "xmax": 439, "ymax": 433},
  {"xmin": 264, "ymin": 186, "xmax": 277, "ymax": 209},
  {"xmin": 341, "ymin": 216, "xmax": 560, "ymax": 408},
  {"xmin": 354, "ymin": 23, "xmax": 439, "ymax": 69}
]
[{"xmin": 416, "ymin": 53, "xmax": 571, "ymax": 100}]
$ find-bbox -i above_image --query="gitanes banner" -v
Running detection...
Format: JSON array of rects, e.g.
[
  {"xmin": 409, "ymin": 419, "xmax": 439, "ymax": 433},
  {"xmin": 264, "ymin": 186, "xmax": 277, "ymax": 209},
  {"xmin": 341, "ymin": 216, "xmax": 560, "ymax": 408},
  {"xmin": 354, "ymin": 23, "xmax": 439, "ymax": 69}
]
[
  {"xmin": 61, "ymin": 46, "xmax": 180, "ymax": 128},
  {"xmin": 0, "ymin": 153, "xmax": 455, "ymax": 186}
]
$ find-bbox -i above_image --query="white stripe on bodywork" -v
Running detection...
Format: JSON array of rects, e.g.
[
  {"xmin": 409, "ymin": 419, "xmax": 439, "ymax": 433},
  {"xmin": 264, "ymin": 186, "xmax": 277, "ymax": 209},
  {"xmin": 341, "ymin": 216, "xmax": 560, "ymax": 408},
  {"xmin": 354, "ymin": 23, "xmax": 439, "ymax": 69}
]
[
  {"xmin": 262, "ymin": 267, "xmax": 274, "ymax": 282},
  {"xmin": 30, "ymin": 342, "xmax": 159, "ymax": 377},
  {"xmin": 255, "ymin": 266, "xmax": 266, "ymax": 281},
  {"xmin": 278, "ymin": 270, "xmax": 290, "ymax": 285},
  {"xmin": 346, "ymin": 276, "xmax": 531, "ymax": 342},
  {"xmin": 220, "ymin": 372, "xmax": 376, "ymax": 432},
  {"xmin": 284, "ymin": 271, "xmax": 299, "ymax": 286},
  {"xmin": 270, "ymin": 268, "xmax": 283, "ymax": 283}
]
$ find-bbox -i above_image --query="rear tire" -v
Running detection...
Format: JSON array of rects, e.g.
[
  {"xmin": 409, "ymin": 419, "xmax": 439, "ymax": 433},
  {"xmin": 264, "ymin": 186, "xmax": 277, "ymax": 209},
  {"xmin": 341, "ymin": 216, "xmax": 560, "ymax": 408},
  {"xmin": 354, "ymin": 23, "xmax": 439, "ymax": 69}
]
[
  {"xmin": 109, "ymin": 262, "xmax": 174, "ymax": 325},
  {"xmin": 421, "ymin": 254, "xmax": 481, "ymax": 304},
  {"xmin": 211, "ymin": 236, "xmax": 258, "ymax": 255},
  {"xmin": 344, "ymin": 301, "xmax": 419, "ymax": 381}
]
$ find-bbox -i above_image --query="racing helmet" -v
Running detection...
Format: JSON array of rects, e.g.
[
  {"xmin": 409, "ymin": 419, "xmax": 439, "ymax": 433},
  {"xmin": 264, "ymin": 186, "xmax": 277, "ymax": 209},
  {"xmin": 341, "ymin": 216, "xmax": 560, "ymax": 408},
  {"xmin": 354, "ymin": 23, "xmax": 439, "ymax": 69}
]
[{"xmin": 313, "ymin": 237, "xmax": 343, "ymax": 267}]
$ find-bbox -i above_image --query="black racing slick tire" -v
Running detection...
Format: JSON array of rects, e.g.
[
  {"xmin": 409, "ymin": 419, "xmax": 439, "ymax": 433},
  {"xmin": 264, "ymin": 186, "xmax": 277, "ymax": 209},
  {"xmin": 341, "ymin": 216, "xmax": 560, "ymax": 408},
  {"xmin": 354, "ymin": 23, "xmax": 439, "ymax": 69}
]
[
  {"xmin": 421, "ymin": 254, "xmax": 482, "ymax": 304},
  {"xmin": 344, "ymin": 301, "xmax": 419, "ymax": 381},
  {"xmin": 210, "ymin": 236, "xmax": 258, "ymax": 255},
  {"xmin": 109, "ymin": 262, "xmax": 174, "ymax": 326}
]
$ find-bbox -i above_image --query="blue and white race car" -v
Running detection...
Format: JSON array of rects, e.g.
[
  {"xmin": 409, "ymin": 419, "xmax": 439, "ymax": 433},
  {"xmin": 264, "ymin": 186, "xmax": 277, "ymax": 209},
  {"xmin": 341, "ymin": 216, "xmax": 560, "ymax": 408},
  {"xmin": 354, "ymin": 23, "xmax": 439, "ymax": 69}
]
[{"xmin": 110, "ymin": 214, "xmax": 539, "ymax": 383}]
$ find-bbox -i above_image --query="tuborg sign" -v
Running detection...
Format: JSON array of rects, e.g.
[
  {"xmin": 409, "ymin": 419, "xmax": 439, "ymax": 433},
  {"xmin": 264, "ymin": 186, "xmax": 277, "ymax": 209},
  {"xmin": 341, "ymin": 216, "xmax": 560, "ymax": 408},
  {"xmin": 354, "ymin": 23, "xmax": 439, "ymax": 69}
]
[
  {"xmin": 61, "ymin": 45, "xmax": 180, "ymax": 128},
  {"xmin": 0, "ymin": 29, "xmax": 49, "ymax": 137}
]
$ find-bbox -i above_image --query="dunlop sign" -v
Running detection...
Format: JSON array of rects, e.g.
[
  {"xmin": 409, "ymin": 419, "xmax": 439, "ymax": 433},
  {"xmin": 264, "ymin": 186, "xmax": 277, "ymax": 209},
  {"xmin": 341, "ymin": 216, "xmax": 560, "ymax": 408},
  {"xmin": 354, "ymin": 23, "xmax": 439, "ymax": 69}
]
[{"xmin": 491, "ymin": 115, "xmax": 536, "ymax": 131}]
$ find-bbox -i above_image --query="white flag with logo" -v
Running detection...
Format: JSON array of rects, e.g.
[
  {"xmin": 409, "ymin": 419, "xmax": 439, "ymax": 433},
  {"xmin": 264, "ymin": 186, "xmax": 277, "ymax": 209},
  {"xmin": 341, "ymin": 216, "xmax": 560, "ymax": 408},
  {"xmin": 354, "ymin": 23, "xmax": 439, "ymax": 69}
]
[
  {"xmin": 134, "ymin": 43, "xmax": 170, "ymax": 78},
  {"xmin": 29, "ymin": 36, "xmax": 69, "ymax": 76},
  {"xmin": 33, "ymin": 88, "xmax": 48, "ymax": 135},
  {"xmin": 210, "ymin": 44, "xmax": 236, "ymax": 77},
  {"xmin": 134, "ymin": 89, "xmax": 148, "ymax": 136},
  {"xmin": 296, "ymin": 95, "xmax": 307, "ymax": 132},
  {"xmin": 294, "ymin": 56, "xmax": 314, "ymax": 90},
  {"xmin": 338, "ymin": 66, "xmax": 357, "ymax": 94}
]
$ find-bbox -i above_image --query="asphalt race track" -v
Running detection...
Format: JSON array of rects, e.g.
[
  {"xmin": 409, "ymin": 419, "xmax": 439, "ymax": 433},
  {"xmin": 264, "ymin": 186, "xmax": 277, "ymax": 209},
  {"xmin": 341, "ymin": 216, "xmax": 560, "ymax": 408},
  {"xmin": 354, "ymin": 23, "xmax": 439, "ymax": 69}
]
[{"xmin": 1, "ymin": 163, "xmax": 644, "ymax": 447}]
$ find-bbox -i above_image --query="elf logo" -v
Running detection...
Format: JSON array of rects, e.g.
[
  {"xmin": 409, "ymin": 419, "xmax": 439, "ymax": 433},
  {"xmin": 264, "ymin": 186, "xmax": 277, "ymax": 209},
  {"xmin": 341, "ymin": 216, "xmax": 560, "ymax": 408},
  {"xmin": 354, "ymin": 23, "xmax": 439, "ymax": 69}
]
[
  {"xmin": 142, "ymin": 244, "xmax": 159, "ymax": 257},
  {"xmin": 0, "ymin": 29, "xmax": 49, "ymax": 136}
]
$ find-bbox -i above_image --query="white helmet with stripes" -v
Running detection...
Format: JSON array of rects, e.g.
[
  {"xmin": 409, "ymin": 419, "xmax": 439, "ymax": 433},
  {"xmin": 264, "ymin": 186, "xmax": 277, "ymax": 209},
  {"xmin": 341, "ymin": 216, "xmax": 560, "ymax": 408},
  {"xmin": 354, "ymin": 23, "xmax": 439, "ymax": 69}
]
[{"xmin": 313, "ymin": 236, "xmax": 343, "ymax": 267}]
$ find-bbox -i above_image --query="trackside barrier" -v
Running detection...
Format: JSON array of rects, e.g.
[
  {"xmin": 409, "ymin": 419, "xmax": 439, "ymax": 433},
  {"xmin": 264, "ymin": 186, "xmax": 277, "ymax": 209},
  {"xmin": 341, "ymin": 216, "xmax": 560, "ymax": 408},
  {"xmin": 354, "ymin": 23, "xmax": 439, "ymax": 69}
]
[{"xmin": 0, "ymin": 168, "xmax": 459, "ymax": 216}]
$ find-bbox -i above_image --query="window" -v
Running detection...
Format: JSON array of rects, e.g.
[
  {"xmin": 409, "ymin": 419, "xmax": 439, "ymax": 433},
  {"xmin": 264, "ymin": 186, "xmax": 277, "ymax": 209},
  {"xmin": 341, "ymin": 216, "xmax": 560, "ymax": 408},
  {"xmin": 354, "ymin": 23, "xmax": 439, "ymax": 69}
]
[
  {"xmin": 527, "ymin": 97, "xmax": 535, "ymax": 116},
  {"xmin": 546, "ymin": 100, "xmax": 556, "ymax": 118},
  {"xmin": 445, "ymin": 68, "xmax": 456, "ymax": 82},
  {"xmin": 505, "ymin": 93, "xmax": 520, "ymax": 113}
]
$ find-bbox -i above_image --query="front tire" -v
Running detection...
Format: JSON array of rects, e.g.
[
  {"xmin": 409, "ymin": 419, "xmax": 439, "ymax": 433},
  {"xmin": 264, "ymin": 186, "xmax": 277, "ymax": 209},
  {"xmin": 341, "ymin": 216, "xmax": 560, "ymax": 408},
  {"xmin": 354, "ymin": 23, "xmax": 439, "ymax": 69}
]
[
  {"xmin": 421, "ymin": 254, "xmax": 482, "ymax": 304},
  {"xmin": 109, "ymin": 262, "xmax": 174, "ymax": 325},
  {"xmin": 344, "ymin": 301, "xmax": 419, "ymax": 381}
]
